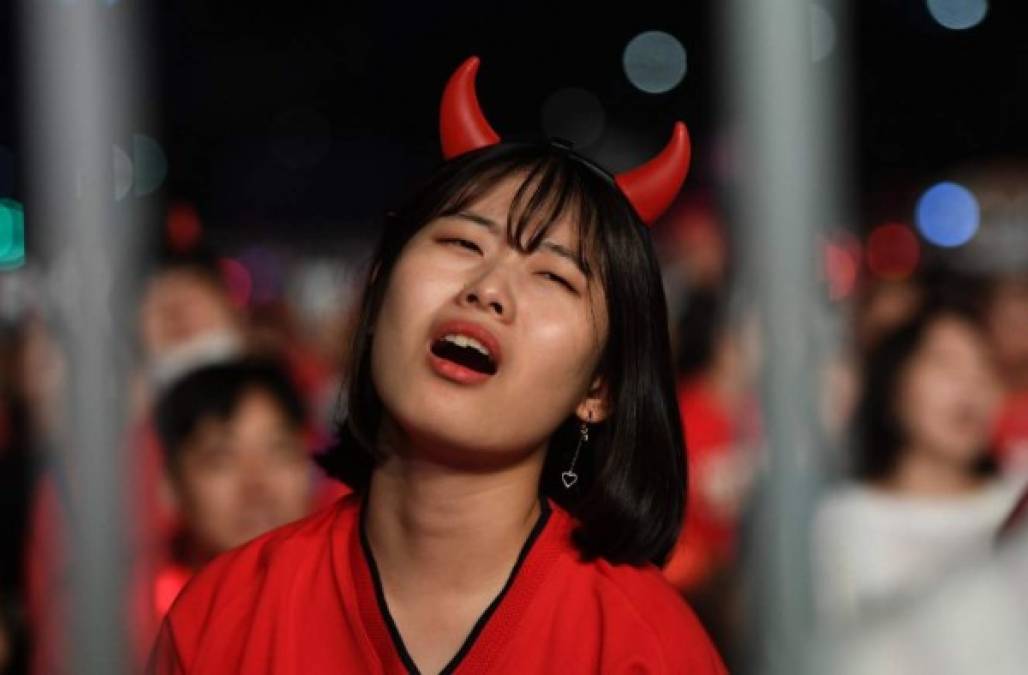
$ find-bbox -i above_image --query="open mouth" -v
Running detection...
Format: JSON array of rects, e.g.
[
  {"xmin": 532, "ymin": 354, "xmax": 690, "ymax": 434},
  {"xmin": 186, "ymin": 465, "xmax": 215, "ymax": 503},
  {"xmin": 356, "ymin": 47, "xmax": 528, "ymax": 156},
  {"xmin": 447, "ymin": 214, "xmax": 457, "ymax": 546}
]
[{"xmin": 430, "ymin": 334, "xmax": 498, "ymax": 375}]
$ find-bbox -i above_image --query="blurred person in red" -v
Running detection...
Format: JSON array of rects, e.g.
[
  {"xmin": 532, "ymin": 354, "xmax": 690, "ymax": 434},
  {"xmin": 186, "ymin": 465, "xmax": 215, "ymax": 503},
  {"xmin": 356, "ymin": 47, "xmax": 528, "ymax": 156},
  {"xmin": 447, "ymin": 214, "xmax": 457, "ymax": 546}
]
[
  {"xmin": 664, "ymin": 289, "xmax": 757, "ymax": 593},
  {"xmin": 136, "ymin": 248, "xmax": 252, "ymax": 546},
  {"xmin": 813, "ymin": 299, "xmax": 1027, "ymax": 625},
  {"xmin": 985, "ymin": 274, "xmax": 1028, "ymax": 476},
  {"xmin": 138, "ymin": 249, "xmax": 247, "ymax": 401},
  {"xmin": 662, "ymin": 289, "xmax": 759, "ymax": 669},
  {"xmin": 0, "ymin": 318, "xmax": 36, "ymax": 675},
  {"xmin": 151, "ymin": 357, "xmax": 317, "ymax": 608},
  {"xmin": 23, "ymin": 247, "xmax": 248, "ymax": 675},
  {"xmin": 657, "ymin": 196, "xmax": 756, "ymax": 596},
  {"xmin": 247, "ymin": 295, "xmax": 347, "ymax": 438}
]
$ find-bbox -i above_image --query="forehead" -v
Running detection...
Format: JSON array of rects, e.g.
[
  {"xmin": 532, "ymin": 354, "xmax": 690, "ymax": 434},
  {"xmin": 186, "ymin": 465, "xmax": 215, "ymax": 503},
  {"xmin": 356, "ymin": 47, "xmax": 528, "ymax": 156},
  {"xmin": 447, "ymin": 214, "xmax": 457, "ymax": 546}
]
[
  {"xmin": 922, "ymin": 316, "xmax": 986, "ymax": 354},
  {"xmin": 192, "ymin": 389, "xmax": 291, "ymax": 435},
  {"xmin": 456, "ymin": 174, "xmax": 591, "ymax": 251}
]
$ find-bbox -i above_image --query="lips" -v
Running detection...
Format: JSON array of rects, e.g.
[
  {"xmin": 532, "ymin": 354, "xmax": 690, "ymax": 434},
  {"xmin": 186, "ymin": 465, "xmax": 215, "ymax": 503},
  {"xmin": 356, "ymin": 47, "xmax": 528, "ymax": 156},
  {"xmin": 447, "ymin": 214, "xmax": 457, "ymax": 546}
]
[
  {"xmin": 431, "ymin": 320, "xmax": 502, "ymax": 365},
  {"xmin": 427, "ymin": 319, "xmax": 503, "ymax": 384}
]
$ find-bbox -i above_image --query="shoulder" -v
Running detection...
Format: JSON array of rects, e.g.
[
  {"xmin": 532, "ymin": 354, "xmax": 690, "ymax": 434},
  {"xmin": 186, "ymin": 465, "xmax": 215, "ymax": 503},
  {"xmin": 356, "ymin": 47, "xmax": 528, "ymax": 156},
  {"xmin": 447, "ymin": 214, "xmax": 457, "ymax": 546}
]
[
  {"xmin": 547, "ymin": 507, "xmax": 725, "ymax": 674},
  {"xmin": 586, "ymin": 559, "xmax": 727, "ymax": 673},
  {"xmin": 984, "ymin": 474, "xmax": 1028, "ymax": 514},
  {"xmin": 162, "ymin": 495, "xmax": 357, "ymax": 658},
  {"xmin": 815, "ymin": 482, "xmax": 876, "ymax": 516},
  {"xmin": 812, "ymin": 482, "xmax": 882, "ymax": 537}
]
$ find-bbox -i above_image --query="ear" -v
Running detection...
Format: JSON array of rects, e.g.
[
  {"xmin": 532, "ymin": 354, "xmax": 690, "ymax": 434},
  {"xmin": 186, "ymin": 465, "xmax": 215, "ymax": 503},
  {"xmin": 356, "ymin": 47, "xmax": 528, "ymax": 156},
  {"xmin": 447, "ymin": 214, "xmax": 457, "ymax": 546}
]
[{"xmin": 575, "ymin": 373, "xmax": 610, "ymax": 423}]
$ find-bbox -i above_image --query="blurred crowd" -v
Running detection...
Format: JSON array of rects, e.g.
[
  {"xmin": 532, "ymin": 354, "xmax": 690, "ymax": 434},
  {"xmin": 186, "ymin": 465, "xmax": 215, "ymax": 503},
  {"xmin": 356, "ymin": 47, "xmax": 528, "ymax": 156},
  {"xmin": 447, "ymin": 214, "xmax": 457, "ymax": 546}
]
[{"xmin": 1, "ymin": 180, "xmax": 1028, "ymax": 673}]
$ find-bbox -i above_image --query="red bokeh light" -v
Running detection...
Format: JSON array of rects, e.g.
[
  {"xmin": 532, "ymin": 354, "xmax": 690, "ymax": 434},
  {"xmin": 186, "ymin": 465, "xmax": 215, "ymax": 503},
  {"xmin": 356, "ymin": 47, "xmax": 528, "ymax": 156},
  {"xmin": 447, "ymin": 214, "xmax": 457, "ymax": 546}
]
[
  {"xmin": 866, "ymin": 222, "xmax": 920, "ymax": 281},
  {"xmin": 166, "ymin": 204, "xmax": 203, "ymax": 253},
  {"xmin": 218, "ymin": 257, "xmax": 252, "ymax": 309}
]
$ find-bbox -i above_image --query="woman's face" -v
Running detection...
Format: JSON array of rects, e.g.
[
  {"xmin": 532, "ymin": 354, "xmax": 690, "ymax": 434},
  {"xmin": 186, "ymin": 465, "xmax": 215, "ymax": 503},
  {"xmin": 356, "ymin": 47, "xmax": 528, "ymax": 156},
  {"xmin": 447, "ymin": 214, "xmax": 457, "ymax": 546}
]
[
  {"xmin": 370, "ymin": 176, "xmax": 609, "ymax": 463},
  {"xmin": 895, "ymin": 316, "xmax": 1002, "ymax": 468}
]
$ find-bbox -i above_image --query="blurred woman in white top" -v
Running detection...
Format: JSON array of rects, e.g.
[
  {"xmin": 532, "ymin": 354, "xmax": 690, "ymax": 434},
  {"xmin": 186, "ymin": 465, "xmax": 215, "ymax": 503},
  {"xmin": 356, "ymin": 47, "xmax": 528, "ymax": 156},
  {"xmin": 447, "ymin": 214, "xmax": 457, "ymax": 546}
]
[{"xmin": 813, "ymin": 298, "xmax": 1026, "ymax": 626}]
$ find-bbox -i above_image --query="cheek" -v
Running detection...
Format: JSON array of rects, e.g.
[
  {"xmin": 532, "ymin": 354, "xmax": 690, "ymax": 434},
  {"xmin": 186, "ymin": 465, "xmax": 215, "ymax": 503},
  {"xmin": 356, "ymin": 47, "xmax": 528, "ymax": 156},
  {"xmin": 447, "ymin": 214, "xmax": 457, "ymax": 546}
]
[
  {"xmin": 524, "ymin": 314, "xmax": 601, "ymax": 383},
  {"xmin": 373, "ymin": 254, "xmax": 450, "ymax": 358},
  {"xmin": 896, "ymin": 369, "xmax": 940, "ymax": 434},
  {"xmin": 179, "ymin": 465, "xmax": 238, "ymax": 518},
  {"xmin": 507, "ymin": 306, "xmax": 606, "ymax": 427},
  {"xmin": 269, "ymin": 461, "xmax": 313, "ymax": 503}
]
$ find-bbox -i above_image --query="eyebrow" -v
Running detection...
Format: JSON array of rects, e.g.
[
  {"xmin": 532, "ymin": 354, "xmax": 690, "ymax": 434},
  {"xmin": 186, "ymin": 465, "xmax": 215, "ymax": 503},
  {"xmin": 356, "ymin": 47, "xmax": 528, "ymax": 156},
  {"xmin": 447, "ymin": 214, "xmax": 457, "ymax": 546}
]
[{"xmin": 454, "ymin": 211, "xmax": 592, "ymax": 278}]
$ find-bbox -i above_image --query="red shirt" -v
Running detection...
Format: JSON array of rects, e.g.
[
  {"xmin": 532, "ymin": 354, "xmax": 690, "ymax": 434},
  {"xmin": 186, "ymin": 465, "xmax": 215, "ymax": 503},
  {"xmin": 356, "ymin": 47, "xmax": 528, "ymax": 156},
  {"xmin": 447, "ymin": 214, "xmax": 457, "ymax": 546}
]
[
  {"xmin": 994, "ymin": 390, "xmax": 1028, "ymax": 473},
  {"xmin": 149, "ymin": 494, "xmax": 727, "ymax": 674}
]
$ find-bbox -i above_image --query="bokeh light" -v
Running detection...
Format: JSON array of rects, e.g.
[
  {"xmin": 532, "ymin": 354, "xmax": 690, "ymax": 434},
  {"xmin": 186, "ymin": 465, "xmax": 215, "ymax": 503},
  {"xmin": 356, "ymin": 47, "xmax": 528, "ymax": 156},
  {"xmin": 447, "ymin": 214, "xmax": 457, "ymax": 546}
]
[
  {"xmin": 867, "ymin": 222, "xmax": 920, "ymax": 281},
  {"xmin": 240, "ymin": 246, "xmax": 285, "ymax": 305},
  {"xmin": 823, "ymin": 233, "xmax": 861, "ymax": 301},
  {"xmin": 166, "ymin": 204, "xmax": 203, "ymax": 253},
  {"xmin": 540, "ymin": 88, "xmax": 606, "ymax": 149},
  {"xmin": 113, "ymin": 144, "xmax": 133, "ymax": 201},
  {"xmin": 915, "ymin": 181, "xmax": 980, "ymax": 248},
  {"xmin": 133, "ymin": 133, "xmax": 168, "ymax": 196},
  {"xmin": 219, "ymin": 257, "xmax": 252, "ymax": 309},
  {"xmin": 623, "ymin": 31, "xmax": 687, "ymax": 94},
  {"xmin": 0, "ymin": 199, "xmax": 25, "ymax": 270},
  {"xmin": 926, "ymin": 0, "xmax": 989, "ymax": 30}
]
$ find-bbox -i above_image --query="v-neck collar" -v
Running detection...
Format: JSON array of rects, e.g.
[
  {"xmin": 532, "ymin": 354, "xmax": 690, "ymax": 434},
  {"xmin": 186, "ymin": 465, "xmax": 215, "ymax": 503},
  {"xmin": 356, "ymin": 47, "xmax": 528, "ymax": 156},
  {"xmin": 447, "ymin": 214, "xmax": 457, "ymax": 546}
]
[{"xmin": 346, "ymin": 495, "xmax": 561, "ymax": 675}]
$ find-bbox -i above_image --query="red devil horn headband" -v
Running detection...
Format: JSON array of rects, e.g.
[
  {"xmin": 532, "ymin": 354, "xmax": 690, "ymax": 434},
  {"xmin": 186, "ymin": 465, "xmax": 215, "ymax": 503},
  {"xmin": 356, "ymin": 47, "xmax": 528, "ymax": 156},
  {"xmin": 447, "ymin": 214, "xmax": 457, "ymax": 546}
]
[{"xmin": 439, "ymin": 56, "xmax": 691, "ymax": 227}]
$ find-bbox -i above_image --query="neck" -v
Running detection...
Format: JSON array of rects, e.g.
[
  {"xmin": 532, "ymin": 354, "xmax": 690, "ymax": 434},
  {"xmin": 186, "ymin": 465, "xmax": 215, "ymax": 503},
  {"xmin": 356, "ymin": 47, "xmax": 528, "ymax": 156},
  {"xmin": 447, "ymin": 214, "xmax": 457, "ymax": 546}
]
[
  {"xmin": 363, "ymin": 433, "xmax": 546, "ymax": 600},
  {"xmin": 883, "ymin": 446, "xmax": 984, "ymax": 497}
]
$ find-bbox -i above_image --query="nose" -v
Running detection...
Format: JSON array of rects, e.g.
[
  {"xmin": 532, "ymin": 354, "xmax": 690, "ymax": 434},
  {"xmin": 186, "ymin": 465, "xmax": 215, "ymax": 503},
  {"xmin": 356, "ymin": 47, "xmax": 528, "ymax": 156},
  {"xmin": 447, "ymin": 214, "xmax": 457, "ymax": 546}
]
[
  {"xmin": 240, "ymin": 462, "xmax": 274, "ymax": 503},
  {"xmin": 458, "ymin": 261, "xmax": 515, "ymax": 321}
]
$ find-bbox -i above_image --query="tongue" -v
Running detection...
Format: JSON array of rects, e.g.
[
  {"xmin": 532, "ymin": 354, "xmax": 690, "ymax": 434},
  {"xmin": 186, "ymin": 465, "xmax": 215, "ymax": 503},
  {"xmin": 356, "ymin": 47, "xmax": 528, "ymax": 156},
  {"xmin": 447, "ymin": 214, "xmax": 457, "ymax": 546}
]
[{"xmin": 431, "ymin": 340, "xmax": 496, "ymax": 375}]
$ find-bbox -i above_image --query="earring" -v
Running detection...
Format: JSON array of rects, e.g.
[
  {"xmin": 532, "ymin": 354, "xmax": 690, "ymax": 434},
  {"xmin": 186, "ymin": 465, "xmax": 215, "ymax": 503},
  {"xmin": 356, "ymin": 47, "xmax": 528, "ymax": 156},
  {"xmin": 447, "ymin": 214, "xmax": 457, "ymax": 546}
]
[{"xmin": 562, "ymin": 412, "xmax": 591, "ymax": 489}]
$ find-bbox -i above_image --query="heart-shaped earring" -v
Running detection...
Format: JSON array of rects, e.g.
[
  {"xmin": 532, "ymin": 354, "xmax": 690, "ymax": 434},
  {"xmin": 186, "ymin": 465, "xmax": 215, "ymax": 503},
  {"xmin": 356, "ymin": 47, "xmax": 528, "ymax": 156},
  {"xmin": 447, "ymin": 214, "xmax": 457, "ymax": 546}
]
[{"xmin": 562, "ymin": 414, "xmax": 590, "ymax": 489}]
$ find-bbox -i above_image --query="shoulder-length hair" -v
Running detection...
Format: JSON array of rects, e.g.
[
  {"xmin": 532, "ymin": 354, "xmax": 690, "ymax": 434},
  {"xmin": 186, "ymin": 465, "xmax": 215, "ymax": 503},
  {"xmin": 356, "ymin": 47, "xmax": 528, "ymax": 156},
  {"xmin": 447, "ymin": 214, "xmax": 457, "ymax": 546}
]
[
  {"xmin": 855, "ymin": 298, "xmax": 997, "ymax": 481},
  {"xmin": 317, "ymin": 142, "xmax": 686, "ymax": 566}
]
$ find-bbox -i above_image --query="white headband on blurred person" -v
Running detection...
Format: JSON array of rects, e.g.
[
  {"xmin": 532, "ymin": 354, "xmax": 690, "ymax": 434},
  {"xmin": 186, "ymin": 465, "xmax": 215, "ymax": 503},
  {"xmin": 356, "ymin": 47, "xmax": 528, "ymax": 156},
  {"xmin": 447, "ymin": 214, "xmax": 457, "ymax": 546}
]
[{"xmin": 148, "ymin": 329, "xmax": 245, "ymax": 392}]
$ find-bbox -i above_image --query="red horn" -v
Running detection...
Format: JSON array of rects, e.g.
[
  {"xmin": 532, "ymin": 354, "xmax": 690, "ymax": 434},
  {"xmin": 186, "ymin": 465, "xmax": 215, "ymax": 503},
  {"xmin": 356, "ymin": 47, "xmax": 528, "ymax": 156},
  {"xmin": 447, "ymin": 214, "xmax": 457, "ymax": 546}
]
[
  {"xmin": 614, "ymin": 122, "xmax": 691, "ymax": 227},
  {"xmin": 440, "ymin": 56, "xmax": 501, "ymax": 159}
]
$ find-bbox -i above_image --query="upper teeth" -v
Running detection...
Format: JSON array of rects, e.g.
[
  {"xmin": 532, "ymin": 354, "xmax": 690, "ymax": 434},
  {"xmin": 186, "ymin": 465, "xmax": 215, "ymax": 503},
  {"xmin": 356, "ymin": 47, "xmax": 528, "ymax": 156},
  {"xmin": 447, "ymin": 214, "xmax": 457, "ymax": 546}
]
[{"xmin": 442, "ymin": 333, "xmax": 492, "ymax": 359}]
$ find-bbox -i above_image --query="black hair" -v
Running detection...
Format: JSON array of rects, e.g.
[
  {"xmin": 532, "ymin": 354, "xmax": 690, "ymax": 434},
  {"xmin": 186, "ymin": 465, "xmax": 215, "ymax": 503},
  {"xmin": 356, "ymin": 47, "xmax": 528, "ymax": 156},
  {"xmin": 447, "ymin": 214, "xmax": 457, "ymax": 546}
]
[
  {"xmin": 154, "ymin": 357, "xmax": 306, "ymax": 469},
  {"xmin": 855, "ymin": 298, "xmax": 998, "ymax": 480},
  {"xmin": 317, "ymin": 142, "xmax": 687, "ymax": 566}
]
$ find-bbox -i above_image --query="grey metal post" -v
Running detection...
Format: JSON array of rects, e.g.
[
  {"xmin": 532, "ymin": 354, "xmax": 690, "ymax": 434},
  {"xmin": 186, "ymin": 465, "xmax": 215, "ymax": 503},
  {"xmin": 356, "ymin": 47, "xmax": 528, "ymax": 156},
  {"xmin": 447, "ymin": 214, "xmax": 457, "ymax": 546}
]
[
  {"xmin": 21, "ymin": 2, "xmax": 151, "ymax": 673},
  {"xmin": 721, "ymin": 1, "xmax": 850, "ymax": 672}
]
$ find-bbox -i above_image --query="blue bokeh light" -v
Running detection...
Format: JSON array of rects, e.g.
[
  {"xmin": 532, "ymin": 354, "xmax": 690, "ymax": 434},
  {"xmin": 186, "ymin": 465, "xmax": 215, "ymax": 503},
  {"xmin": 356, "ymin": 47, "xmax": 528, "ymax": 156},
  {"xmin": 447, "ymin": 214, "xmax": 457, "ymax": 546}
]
[
  {"xmin": 926, "ymin": 0, "xmax": 988, "ymax": 31},
  {"xmin": 915, "ymin": 181, "xmax": 980, "ymax": 248},
  {"xmin": 623, "ymin": 31, "xmax": 687, "ymax": 94}
]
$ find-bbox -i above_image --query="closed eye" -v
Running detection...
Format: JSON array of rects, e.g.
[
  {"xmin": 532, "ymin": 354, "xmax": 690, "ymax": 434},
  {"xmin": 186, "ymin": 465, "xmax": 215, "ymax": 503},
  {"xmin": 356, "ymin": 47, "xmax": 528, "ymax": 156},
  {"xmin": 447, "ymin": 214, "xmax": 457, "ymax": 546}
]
[
  {"xmin": 440, "ymin": 238, "xmax": 482, "ymax": 254},
  {"xmin": 539, "ymin": 271, "xmax": 577, "ymax": 293}
]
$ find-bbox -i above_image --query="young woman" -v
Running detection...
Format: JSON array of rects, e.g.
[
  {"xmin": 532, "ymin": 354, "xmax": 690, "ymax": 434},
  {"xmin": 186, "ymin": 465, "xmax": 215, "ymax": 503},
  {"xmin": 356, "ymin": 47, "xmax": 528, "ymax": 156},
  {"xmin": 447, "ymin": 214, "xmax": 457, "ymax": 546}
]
[
  {"xmin": 813, "ymin": 299, "xmax": 1027, "ymax": 626},
  {"xmin": 149, "ymin": 57, "xmax": 726, "ymax": 674}
]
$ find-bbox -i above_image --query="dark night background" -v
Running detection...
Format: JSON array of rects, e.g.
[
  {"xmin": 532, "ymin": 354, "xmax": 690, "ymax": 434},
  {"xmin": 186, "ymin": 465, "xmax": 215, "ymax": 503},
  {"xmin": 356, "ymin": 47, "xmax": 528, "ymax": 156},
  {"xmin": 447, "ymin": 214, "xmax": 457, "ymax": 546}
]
[
  {"xmin": 0, "ymin": 1, "xmax": 1026, "ymax": 244},
  {"xmin": 0, "ymin": 4, "xmax": 1025, "ymax": 673}
]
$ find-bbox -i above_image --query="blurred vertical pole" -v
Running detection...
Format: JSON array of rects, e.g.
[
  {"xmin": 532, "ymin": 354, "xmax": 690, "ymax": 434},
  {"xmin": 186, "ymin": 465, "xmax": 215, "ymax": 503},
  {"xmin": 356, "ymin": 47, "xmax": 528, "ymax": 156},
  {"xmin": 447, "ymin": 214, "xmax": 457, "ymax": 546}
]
[
  {"xmin": 720, "ymin": 1, "xmax": 849, "ymax": 673},
  {"xmin": 21, "ymin": 1, "xmax": 148, "ymax": 673}
]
